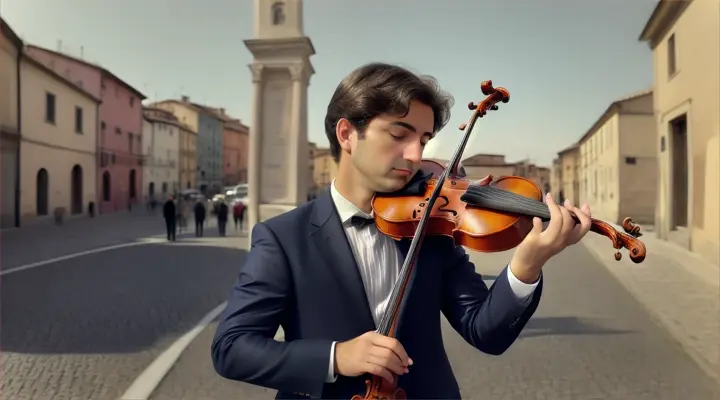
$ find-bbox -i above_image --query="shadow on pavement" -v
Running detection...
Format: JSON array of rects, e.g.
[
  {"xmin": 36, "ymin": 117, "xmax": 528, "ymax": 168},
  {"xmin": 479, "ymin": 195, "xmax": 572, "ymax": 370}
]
[
  {"xmin": 0, "ymin": 242, "xmax": 246, "ymax": 355},
  {"xmin": 519, "ymin": 316, "xmax": 635, "ymax": 338}
]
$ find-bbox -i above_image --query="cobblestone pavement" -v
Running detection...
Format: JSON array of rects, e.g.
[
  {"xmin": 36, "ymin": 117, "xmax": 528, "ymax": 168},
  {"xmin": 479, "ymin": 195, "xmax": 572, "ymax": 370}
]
[
  {"xmin": 582, "ymin": 225, "xmax": 720, "ymax": 384},
  {"xmin": 150, "ymin": 242, "xmax": 720, "ymax": 400},
  {"xmin": 0, "ymin": 209, "xmax": 220, "ymax": 269},
  {"xmin": 0, "ymin": 233, "xmax": 246, "ymax": 400}
]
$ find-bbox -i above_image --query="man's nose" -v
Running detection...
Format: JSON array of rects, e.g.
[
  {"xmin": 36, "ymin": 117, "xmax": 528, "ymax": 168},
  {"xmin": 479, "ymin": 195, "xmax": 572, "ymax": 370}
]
[{"xmin": 403, "ymin": 141, "xmax": 423, "ymax": 163}]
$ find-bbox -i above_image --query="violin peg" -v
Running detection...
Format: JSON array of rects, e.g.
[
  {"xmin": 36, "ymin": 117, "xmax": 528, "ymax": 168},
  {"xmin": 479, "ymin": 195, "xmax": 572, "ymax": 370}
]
[
  {"xmin": 491, "ymin": 105, "xmax": 499, "ymax": 111},
  {"xmin": 459, "ymin": 123, "xmax": 467, "ymax": 130},
  {"xmin": 467, "ymin": 102, "xmax": 477, "ymax": 110}
]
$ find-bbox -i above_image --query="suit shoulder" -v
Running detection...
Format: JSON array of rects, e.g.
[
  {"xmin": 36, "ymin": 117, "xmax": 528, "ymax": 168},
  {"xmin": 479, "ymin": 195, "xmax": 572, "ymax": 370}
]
[{"xmin": 259, "ymin": 200, "xmax": 316, "ymax": 233}]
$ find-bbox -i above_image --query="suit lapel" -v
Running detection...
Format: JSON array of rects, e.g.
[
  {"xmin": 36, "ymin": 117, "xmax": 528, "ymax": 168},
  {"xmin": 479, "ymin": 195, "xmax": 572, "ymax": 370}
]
[{"xmin": 310, "ymin": 189, "xmax": 376, "ymax": 330}]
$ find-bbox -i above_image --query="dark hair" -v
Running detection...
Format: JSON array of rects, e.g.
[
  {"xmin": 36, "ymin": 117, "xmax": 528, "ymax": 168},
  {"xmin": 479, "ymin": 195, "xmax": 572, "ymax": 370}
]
[{"xmin": 324, "ymin": 62, "xmax": 454, "ymax": 162}]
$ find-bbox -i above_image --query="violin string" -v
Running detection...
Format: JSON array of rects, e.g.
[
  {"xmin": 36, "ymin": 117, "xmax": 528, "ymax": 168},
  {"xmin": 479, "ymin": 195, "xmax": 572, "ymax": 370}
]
[
  {"xmin": 465, "ymin": 185, "xmax": 551, "ymax": 218},
  {"xmin": 469, "ymin": 186, "xmax": 546, "ymax": 214}
]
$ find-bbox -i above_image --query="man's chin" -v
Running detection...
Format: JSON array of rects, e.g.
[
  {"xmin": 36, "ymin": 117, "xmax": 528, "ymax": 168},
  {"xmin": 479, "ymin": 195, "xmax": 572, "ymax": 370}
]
[{"xmin": 374, "ymin": 176, "xmax": 410, "ymax": 194}]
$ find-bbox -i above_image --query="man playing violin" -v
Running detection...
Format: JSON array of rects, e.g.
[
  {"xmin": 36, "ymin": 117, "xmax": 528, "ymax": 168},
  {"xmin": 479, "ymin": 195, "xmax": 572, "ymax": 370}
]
[{"xmin": 211, "ymin": 62, "xmax": 593, "ymax": 399}]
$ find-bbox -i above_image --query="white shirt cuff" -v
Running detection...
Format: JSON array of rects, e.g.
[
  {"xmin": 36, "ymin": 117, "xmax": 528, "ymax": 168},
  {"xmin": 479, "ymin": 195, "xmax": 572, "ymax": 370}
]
[
  {"xmin": 326, "ymin": 341, "xmax": 338, "ymax": 383},
  {"xmin": 506, "ymin": 263, "xmax": 539, "ymax": 303}
]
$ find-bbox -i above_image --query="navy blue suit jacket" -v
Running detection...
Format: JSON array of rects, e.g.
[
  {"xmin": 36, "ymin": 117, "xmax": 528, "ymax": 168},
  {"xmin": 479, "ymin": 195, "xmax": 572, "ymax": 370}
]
[{"xmin": 211, "ymin": 189, "xmax": 543, "ymax": 399}]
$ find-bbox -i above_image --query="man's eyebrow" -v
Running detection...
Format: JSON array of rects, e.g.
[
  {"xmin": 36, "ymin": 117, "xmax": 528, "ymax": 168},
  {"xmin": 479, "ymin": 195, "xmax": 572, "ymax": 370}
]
[{"xmin": 390, "ymin": 121, "xmax": 433, "ymax": 137}]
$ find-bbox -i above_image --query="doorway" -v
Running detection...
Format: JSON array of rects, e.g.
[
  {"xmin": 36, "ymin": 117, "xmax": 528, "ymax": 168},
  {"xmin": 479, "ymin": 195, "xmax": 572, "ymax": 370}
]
[
  {"xmin": 36, "ymin": 168, "xmax": 49, "ymax": 215},
  {"xmin": 670, "ymin": 115, "xmax": 688, "ymax": 228},
  {"xmin": 71, "ymin": 164, "xmax": 83, "ymax": 214}
]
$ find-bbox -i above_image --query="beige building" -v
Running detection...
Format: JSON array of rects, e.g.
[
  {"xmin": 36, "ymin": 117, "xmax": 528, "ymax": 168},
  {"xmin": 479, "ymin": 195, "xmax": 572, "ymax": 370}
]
[
  {"xmin": 550, "ymin": 157, "xmax": 562, "ymax": 201},
  {"xmin": 142, "ymin": 106, "xmax": 197, "ymax": 192},
  {"xmin": 179, "ymin": 122, "xmax": 197, "ymax": 190},
  {"xmin": 141, "ymin": 107, "xmax": 185, "ymax": 197},
  {"xmin": 557, "ymin": 144, "xmax": 581, "ymax": 206},
  {"xmin": 311, "ymin": 146, "xmax": 338, "ymax": 198},
  {"xmin": 0, "ymin": 18, "xmax": 22, "ymax": 228},
  {"xmin": 19, "ymin": 52, "xmax": 100, "ymax": 223},
  {"xmin": 578, "ymin": 89, "xmax": 656, "ymax": 225},
  {"xmin": 461, "ymin": 153, "xmax": 550, "ymax": 193},
  {"xmin": 640, "ymin": 0, "xmax": 720, "ymax": 264}
]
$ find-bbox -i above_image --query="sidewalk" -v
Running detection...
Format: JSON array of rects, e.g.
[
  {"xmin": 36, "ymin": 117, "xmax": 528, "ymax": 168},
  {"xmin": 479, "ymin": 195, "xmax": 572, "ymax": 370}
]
[
  {"xmin": 582, "ymin": 224, "xmax": 719, "ymax": 384},
  {"xmin": 0, "ymin": 209, "xmax": 216, "ymax": 269}
]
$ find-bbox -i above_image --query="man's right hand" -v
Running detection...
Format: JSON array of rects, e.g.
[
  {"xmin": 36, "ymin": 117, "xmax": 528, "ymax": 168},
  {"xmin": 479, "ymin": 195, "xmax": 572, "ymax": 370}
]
[{"xmin": 334, "ymin": 331, "xmax": 413, "ymax": 383}]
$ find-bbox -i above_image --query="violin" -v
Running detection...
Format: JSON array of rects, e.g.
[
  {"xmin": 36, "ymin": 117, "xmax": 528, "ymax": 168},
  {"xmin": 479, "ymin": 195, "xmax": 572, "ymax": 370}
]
[{"xmin": 352, "ymin": 81, "xmax": 647, "ymax": 400}]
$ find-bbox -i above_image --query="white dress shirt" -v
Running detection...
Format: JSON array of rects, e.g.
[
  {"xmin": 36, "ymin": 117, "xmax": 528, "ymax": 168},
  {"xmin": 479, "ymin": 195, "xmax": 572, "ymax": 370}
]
[{"xmin": 325, "ymin": 180, "xmax": 539, "ymax": 382}]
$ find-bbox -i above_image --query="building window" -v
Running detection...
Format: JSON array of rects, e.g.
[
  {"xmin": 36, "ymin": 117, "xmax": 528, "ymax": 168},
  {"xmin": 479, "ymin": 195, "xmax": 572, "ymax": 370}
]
[
  {"xmin": 625, "ymin": 157, "xmax": 637, "ymax": 165},
  {"xmin": 667, "ymin": 33, "xmax": 677, "ymax": 77},
  {"xmin": 272, "ymin": 2, "xmax": 286, "ymax": 25},
  {"xmin": 75, "ymin": 106, "xmax": 83, "ymax": 133},
  {"xmin": 45, "ymin": 92, "xmax": 56, "ymax": 123}
]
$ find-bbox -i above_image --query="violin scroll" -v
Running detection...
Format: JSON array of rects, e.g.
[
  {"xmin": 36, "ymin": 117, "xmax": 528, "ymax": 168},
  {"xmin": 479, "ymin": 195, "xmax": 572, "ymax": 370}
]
[
  {"xmin": 469, "ymin": 81, "xmax": 510, "ymax": 118},
  {"xmin": 458, "ymin": 82, "xmax": 510, "ymax": 131},
  {"xmin": 590, "ymin": 219, "xmax": 646, "ymax": 263}
]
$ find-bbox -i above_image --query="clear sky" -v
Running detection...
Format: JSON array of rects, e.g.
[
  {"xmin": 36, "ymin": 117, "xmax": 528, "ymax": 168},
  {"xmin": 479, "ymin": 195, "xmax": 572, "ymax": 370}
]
[{"xmin": 2, "ymin": 0, "xmax": 658, "ymax": 166}]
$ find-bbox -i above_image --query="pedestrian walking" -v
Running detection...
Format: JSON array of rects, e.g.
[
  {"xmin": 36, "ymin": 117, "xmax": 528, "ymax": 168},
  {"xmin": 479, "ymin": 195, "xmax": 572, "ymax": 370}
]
[
  {"xmin": 193, "ymin": 199, "xmax": 206, "ymax": 237},
  {"xmin": 233, "ymin": 201, "xmax": 245, "ymax": 232},
  {"xmin": 217, "ymin": 201, "xmax": 229, "ymax": 237},
  {"xmin": 176, "ymin": 196, "xmax": 185, "ymax": 233},
  {"xmin": 162, "ymin": 195, "xmax": 176, "ymax": 242}
]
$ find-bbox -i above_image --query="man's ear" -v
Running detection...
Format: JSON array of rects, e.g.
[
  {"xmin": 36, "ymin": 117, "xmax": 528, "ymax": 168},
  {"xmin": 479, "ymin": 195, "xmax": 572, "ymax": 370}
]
[{"xmin": 336, "ymin": 118, "xmax": 355, "ymax": 153}]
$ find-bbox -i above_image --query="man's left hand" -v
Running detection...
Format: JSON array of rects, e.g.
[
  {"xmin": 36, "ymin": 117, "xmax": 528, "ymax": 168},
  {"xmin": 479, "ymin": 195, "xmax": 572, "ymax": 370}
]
[{"xmin": 509, "ymin": 193, "xmax": 592, "ymax": 283}]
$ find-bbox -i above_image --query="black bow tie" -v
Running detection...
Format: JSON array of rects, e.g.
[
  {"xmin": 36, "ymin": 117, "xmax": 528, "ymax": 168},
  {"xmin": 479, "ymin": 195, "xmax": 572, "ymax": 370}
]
[{"xmin": 350, "ymin": 215, "xmax": 374, "ymax": 229}]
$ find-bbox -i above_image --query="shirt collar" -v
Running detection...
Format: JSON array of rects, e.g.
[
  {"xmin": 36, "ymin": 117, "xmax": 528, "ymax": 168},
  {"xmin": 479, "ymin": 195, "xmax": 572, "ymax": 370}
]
[{"xmin": 330, "ymin": 179, "xmax": 373, "ymax": 225}]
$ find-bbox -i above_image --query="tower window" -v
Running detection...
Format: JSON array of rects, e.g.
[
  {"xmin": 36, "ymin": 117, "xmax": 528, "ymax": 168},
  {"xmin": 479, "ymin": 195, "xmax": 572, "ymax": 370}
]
[{"xmin": 272, "ymin": 2, "xmax": 285, "ymax": 25}]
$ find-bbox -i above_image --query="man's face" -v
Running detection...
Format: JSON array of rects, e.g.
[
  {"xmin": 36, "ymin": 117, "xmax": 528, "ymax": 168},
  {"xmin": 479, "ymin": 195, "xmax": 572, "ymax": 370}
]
[{"xmin": 343, "ymin": 100, "xmax": 435, "ymax": 193}]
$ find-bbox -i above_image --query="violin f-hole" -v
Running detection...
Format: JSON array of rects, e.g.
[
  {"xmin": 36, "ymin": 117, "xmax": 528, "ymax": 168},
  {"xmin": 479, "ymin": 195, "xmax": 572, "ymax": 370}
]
[{"xmin": 436, "ymin": 195, "xmax": 457, "ymax": 216}]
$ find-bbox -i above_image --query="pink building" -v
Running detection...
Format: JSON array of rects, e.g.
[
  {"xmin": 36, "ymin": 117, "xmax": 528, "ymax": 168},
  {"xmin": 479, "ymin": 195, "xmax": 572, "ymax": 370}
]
[{"xmin": 26, "ymin": 46, "xmax": 147, "ymax": 214}]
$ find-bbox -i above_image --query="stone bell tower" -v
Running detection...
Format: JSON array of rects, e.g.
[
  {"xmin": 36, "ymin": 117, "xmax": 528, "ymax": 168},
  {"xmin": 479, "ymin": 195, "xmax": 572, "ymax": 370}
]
[{"xmin": 244, "ymin": 0, "xmax": 315, "ymax": 240}]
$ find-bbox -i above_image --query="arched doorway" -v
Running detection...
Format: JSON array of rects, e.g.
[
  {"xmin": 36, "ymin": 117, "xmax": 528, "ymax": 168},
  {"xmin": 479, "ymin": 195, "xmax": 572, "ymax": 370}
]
[
  {"xmin": 71, "ymin": 164, "xmax": 83, "ymax": 214},
  {"xmin": 36, "ymin": 168, "xmax": 49, "ymax": 215},
  {"xmin": 129, "ymin": 169, "xmax": 137, "ymax": 199},
  {"xmin": 102, "ymin": 171, "xmax": 111, "ymax": 201}
]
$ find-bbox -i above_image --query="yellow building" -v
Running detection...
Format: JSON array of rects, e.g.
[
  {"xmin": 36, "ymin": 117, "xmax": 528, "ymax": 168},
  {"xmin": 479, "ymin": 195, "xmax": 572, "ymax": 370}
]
[
  {"xmin": 311, "ymin": 146, "xmax": 338, "ymax": 197},
  {"xmin": 557, "ymin": 144, "xmax": 581, "ymax": 206},
  {"xmin": 578, "ymin": 89, "xmax": 656, "ymax": 225},
  {"xmin": 179, "ymin": 123, "xmax": 197, "ymax": 190},
  {"xmin": 0, "ymin": 17, "xmax": 22, "ymax": 228},
  {"xmin": 461, "ymin": 153, "xmax": 517, "ymax": 181},
  {"xmin": 640, "ymin": 0, "xmax": 720, "ymax": 265},
  {"xmin": 550, "ymin": 157, "xmax": 562, "ymax": 201},
  {"xmin": 461, "ymin": 153, "xmax": 550, "ymax": 193},
  {"xmin": 19, "ymin": 52, "xmax": 100, "ymax": 224}
]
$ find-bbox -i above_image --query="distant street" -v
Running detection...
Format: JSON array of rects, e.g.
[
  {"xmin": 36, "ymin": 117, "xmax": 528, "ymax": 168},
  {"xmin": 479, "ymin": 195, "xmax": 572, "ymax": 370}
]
[
  {"xmin": 150, "ymin": 244, "xmax": 720, "ymax": 400},
  {"xmin": 0, "ymin": 216, "xmax": 246, "ymax": 400}
]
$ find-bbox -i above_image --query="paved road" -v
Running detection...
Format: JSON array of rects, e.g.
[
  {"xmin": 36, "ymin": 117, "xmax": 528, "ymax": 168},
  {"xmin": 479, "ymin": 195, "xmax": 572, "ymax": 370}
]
[
  {"xmin": 0, "ymin": 232, "xmax": 246, "ymax": 400},
  {"xmin": 150, "ymin": 244, "xmax": 720, "ymax": 400}
]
